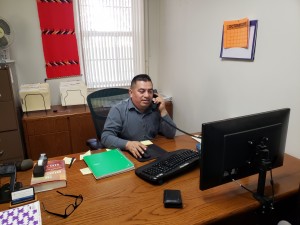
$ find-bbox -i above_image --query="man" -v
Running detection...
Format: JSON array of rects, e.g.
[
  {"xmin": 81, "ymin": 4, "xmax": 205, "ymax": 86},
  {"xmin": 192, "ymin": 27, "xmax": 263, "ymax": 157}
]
[{"xmin": 101, "ymin": 74, "xmax": 176, "ymax": 158}]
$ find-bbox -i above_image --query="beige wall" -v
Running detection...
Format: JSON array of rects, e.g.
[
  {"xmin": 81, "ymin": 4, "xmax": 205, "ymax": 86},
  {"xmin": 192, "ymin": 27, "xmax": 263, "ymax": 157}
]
[{"xmin": 154, "ymin": 0, "xmax": 300, "ymax": 158}]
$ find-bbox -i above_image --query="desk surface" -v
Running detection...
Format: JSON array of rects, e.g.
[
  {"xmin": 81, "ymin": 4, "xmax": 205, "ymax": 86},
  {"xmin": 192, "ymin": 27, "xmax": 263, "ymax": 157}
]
[{"xmin": 1, "ymin": 135, "xmax": 300, "ymax": 225}]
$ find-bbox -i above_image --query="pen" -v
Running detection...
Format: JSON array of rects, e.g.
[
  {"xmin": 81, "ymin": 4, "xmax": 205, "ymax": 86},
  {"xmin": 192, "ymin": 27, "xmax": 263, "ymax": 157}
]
[{"xmin": 69, "ymin": 157, "xmax": 75, "ymax": 168}]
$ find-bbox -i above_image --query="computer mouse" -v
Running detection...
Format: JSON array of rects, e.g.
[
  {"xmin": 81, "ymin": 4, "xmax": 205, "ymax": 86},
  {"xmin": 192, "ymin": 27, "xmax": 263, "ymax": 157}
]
[{"xmin": 141, "ymin": 151, "xmax": 151, "ymax": 159}]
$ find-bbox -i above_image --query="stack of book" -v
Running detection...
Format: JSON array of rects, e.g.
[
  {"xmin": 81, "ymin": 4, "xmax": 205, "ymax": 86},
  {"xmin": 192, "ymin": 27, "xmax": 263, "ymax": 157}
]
[{"xmin": 30, "ymin": 160, "xmax": 67, "ymax": 193}]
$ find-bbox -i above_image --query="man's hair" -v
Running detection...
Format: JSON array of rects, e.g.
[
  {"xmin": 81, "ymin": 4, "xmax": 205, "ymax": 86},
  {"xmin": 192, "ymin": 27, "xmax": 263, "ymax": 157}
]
[{"xmin": 131, "ymin": 74, "xmax": 152, "ymax": 88}]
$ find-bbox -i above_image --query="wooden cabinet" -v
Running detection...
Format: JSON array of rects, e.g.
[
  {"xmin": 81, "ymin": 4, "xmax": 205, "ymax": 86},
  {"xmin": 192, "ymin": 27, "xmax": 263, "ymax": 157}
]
[
  {"xmin": 0, "ymin": 65, "xmax": 24, "ymax": 163},
  {"xmin": 22, "ymin": 105, "xmax": 96, "ymax": 160},
  {"xmin": 69, "ymin": 113, "xmax": 95, "ymax": 153},
  {"xmin": 165, "ymin": 101, "xmax": 173, "ymax": 119},
  {"xmin": 22, "ymin": 101, "xmax": 173, "ymax": 160}
]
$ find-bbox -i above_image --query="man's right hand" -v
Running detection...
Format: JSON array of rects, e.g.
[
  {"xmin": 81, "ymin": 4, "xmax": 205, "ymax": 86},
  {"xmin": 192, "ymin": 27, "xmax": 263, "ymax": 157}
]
[{"xmin": 125, "ymin": 141, "xmax": 147, "ymax": 158}]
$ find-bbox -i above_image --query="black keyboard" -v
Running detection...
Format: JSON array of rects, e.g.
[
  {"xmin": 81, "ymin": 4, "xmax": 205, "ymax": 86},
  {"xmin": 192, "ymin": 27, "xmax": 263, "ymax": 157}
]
[{"xmin": 135, "ymin": 149, "xmax": 200, "ymax": 185}]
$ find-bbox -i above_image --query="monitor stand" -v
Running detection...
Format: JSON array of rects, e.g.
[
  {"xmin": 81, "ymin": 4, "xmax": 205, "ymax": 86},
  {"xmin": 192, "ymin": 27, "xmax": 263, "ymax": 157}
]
[{"xmin": 252, "ymin": 140, "xmax": 274, "ymax": 213}]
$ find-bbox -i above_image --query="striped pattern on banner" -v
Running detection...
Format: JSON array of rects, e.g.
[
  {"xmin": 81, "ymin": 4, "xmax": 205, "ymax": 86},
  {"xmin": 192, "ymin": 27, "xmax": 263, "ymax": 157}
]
[
  {"xmin": 42, "ymin": 29, "xmax": 75, "ymax": 35},
  {"xmin": 46, "ymin": 60, "xmax": 79, "ymax": 67},
  {"xmin": 38, "ymin": 0, "xmax": 72, "ymax": 3}
]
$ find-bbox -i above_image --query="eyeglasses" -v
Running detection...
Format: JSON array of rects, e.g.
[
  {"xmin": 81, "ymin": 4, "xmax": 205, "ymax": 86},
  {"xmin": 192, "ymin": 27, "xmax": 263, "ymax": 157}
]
[{"xmin": 42, "ymin": 191, "xmax": 83, "ymax": 219}]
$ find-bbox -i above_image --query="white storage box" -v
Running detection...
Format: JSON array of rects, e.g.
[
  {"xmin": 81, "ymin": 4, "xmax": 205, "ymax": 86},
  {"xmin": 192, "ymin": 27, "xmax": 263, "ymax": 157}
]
[
  {"xmin": 19, "ymin": 83, "xmax": 51, "ymax": 112},
  {"xmin": 60, "ymin": 81, "xmax": 87, "ymax": 106}
]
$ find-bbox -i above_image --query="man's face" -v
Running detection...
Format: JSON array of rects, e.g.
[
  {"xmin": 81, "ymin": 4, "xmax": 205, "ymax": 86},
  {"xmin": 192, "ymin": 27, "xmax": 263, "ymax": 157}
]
[{"xmin": 129, "ymin": 80, "xmax": 154, "ymax": 112}]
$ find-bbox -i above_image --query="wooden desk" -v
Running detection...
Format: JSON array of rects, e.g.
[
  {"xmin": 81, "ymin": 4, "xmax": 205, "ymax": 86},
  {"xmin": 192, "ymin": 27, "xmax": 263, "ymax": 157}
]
[{"xmin": 1, "ymin": 135, "xmax": 299, "ymax": 225}]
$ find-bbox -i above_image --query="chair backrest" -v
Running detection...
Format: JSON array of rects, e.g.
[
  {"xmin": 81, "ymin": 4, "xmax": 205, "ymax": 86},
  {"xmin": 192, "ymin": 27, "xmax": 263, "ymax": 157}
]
[{"xmin": 87, "ymin": 88, "xmax": 129, "ymax": 141}]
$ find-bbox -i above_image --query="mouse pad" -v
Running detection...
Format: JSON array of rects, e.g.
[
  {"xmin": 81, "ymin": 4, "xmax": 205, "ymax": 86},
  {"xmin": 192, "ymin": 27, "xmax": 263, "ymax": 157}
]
[{"xmin": 136, "ymin": 144, "xmax": 168, "ymax": 162}]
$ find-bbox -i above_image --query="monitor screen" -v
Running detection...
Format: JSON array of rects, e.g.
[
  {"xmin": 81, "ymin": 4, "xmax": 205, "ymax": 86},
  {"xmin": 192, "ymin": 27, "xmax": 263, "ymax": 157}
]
[{"xmin": 199, "ymin": 108, "xmax": 290, "ymax": 191}]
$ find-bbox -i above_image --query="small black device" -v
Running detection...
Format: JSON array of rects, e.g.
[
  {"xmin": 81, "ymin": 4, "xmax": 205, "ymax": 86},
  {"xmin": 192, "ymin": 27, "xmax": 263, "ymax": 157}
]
[
  {"xmin": 152, "ymin": 89, "xmax": 160, "ymax": 110},
  {"xmin": 141, "ymin": 151, "xmax": 151, "ymax": 159},
  {"xmin": 133, "ymin": 144, "xmax": 167, "ymax": 162},
  {"xmin": 164, "ymin": 189, "xmax": 183, "ymax": 208},
  {"xmin": 135, "ymin": 149, "xmax": 200, "ymax": 184},
  {"xmin": 33, "ymin": 153, "xmax": 48, "ymax": 177}
]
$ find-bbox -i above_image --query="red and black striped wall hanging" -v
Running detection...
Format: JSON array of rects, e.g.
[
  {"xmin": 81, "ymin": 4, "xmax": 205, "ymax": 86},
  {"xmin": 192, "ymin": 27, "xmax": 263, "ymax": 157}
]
[{"xmin": 36, "ymin": 0, "xmax": 80, "ymax": 78}]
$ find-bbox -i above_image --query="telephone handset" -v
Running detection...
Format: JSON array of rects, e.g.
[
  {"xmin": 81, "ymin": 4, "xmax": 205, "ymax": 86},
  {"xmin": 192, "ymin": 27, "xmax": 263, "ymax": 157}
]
[{"xmin": 152, "ymin": 89, "xmax": 160, "ymax": 110}]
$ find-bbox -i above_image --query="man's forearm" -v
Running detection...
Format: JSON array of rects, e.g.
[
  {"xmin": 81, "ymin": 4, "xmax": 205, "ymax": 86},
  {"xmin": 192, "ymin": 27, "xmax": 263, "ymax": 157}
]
[
  {"xmin": 101, "ymin": 133, "xmax": 128, "ymax": 150},
  {"xmin": 160, "ymin": 115, "xmax": 176, "ymax": 138}
]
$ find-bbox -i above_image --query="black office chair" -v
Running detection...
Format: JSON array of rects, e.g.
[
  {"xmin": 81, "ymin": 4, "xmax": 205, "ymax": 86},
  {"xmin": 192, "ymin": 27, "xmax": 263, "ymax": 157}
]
[{"xmin": 86, "ymin": 88, "xmax": 129, "ymax": 150}]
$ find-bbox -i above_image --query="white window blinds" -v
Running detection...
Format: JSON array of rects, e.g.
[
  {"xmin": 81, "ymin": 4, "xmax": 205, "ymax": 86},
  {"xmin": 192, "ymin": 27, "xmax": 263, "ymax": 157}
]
[{"xmin": 76, "ymin": 0, "xmax": 145, "ymax": 88}]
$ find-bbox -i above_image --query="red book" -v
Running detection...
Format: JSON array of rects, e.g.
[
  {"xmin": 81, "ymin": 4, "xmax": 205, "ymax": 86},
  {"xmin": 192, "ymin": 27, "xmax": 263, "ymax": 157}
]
[{"xmin": 30, "ymin": 160, "xmax": 67, "ymax": 193}]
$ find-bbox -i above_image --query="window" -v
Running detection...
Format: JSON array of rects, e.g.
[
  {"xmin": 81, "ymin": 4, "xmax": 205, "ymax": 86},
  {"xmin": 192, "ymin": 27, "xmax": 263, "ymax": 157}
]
[{"xmin": 76, "ymin": 0, "xmax": 145, "ymax": 88}]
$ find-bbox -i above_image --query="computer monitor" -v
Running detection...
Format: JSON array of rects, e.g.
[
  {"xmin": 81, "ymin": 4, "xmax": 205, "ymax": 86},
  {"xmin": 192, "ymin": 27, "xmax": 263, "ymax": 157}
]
[{"xmin": 199, "ymin": 108, "xmax": 290, "ymax": 204}]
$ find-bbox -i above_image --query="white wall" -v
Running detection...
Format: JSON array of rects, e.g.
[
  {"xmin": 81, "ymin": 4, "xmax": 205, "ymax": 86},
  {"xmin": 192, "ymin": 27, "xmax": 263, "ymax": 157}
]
[
  {"xmin": 0, "ymin": 0, "xmax": 84, "ymax": 105},
  {"xmin": 153, "ymin": 0, "xmax": 300, "ymax": 158},
  {"xmin": 1, "ymin": 0, "xmax": 299, "ymax": 158}
]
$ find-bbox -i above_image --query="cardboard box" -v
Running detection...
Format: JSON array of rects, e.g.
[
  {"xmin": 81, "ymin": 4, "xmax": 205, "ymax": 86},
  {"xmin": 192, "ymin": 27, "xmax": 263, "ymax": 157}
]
[
  {"xmin": 60, "ymin": 81, "xmax": 87, "ymax": 106},
  {"xmin": 19, "ymin": 83, "xmax": 51, "ymax": 112}
]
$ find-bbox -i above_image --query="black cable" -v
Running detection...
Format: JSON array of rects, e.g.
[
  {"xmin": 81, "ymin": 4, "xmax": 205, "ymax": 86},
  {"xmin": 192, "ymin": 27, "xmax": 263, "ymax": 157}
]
[
  {"xmin": 231, "ymin": 177, "xmax": 256, "ymax": 195},
  {"xmin": 231, "ymin": 169, "xmax": 275, "ymax": 212},
  {"xmin": 161, "ymin": 116, "xmax": 201, "ymax": 139}
]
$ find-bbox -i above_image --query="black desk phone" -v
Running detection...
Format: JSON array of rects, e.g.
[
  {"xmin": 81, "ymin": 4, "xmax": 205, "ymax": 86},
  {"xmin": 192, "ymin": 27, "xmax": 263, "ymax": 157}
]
[{"xmin": 152, "ymin": 89, "xmax": 160, "ymax": 110}]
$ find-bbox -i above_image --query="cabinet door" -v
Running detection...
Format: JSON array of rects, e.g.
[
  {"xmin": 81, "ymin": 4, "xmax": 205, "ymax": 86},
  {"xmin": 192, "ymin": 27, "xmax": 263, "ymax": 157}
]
[
  {"xmin": 23, "ymin": 116, "xmax": 71, "ymax": 160},
  {"xmin": 27, "ymin": 131, "xmax": 71, "ymax": 160},
  {"xmin": 0, "ymin": 130, "xmax": 24, "ymax": 162},
  {"xmin": 69, "ymin": 114, "xmax": 97, "ymax": 153}
]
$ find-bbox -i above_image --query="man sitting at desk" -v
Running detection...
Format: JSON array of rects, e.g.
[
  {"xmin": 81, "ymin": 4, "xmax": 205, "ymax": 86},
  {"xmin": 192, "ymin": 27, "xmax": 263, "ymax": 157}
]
[{"xmin": 101, "ymin": 74, "xmax": 176, "ymax": 159}]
